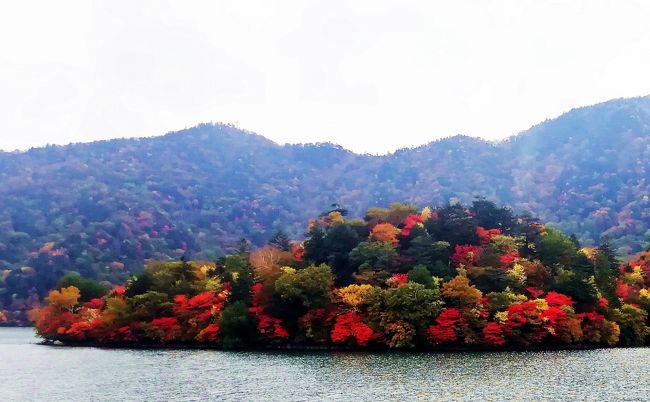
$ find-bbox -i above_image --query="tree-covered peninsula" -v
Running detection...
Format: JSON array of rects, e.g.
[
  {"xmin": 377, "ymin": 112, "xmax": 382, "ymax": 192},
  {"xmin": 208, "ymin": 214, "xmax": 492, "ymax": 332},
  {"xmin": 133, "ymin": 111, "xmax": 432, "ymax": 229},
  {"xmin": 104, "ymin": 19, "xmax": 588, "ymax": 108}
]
[{"xmin": 29, "ymin": 201, "xmax": 650, "ymax": 349}]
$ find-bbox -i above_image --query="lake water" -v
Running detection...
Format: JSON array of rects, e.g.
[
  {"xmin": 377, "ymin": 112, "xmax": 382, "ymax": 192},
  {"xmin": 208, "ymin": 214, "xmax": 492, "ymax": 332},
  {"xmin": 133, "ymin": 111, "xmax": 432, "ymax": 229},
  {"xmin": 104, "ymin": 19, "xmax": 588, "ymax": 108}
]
[{"xmin": 1, "ymin": 327, "xmax": 648, "ymax": 401}]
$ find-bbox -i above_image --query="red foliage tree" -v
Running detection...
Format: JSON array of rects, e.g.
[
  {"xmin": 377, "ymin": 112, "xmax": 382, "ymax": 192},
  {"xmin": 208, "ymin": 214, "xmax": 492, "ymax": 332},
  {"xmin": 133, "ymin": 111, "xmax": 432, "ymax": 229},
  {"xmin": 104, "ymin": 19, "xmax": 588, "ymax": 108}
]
[
  {"xmin": 427, "ymin": 308, "xmax": 464, "ymax": 344},
  {"xmin": 450, "ymin": 245, "xmax": 483, "ymax": 267},
  {"xmin": 545, "ymin": 292, "xmax": 575, "ymax": 307},
  {"xmin": 292, "ymin": 244, "xmax": 305, "ymax": 261},
  {"xmin": 483, "ymin": 322, "xmax": 506, "ymax": 346},
  {"xmin": 248, "ymin": 283, "xmax": 289, "ymax": 340},
  {"xmin": 400, "ymin": 214, "xmax": 423, "ymax": 236},
  {"xmin": 83, "ymin": 298, "xmax": 105, "ymax": 310},
  {"xmin": 476, "ymin": 226, "xmax": 501, "ymax": 244},
  {"xmin": 387, "ymin": 273, "xmax": 409, "ymax": 287},
  {"xmin": 615, "ymin": 281, "xmax": 630, "ymax": 301},
  {"xmin": 499, "ymin": 251, "xmax": 520, "ymax": 267},
  {"xmin": 526, "ymin": 287, "xmax": 544, "ymax": 298},
  {"xmin": 151, "ymin": 317, "xmax": 181, "ymax": 342},
  {"xmin": 196, "ymin": 324, "xmax": 220, "ymax": 342},
  {"xmin": 331, "ymin": 312, "xmax": 374, "ymax": 346}
]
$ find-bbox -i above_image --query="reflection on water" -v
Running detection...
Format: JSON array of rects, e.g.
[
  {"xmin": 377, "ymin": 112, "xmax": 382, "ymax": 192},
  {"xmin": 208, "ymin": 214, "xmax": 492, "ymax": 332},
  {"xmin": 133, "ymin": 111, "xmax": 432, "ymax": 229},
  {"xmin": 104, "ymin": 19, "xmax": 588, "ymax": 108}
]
[{"xmin": 1, "ymin": 327, "xmax": 648, "ymax": 401}]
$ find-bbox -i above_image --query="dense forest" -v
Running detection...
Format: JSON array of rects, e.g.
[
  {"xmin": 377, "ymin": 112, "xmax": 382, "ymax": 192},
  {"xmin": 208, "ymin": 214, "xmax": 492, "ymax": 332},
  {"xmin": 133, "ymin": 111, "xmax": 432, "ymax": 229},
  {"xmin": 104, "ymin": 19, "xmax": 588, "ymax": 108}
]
[
  {"xmin": 1, "ymin": 96, "xmax": 650, "ymax": 323},
  {"xmin": 29, "ymin": 201, "xmax": 650, "ymax": 349}
]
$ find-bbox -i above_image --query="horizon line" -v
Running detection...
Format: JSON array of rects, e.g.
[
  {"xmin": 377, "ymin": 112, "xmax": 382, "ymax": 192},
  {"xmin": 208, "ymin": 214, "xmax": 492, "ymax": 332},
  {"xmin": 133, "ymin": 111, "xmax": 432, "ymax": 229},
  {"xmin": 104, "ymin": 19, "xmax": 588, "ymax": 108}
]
[{"xmin": 1, "ymin": 94, "xmax": 648, "ymax": 156}]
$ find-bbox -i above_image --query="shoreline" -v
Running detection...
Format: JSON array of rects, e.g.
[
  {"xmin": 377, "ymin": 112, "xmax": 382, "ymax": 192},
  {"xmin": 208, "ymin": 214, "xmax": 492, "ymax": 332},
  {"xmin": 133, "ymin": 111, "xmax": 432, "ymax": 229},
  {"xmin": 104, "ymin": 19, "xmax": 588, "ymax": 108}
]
[{"xmin": 34, "ymin": 339, "xmax": 646, "ymax": 353}]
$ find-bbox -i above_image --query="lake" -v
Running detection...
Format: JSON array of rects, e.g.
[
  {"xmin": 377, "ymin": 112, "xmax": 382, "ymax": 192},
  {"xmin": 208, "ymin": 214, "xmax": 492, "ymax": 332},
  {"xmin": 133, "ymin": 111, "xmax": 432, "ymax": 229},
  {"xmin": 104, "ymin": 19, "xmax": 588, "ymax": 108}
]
[{"xmin": 1, "ymin": 327, "xmax": 648, "ymax": 401}]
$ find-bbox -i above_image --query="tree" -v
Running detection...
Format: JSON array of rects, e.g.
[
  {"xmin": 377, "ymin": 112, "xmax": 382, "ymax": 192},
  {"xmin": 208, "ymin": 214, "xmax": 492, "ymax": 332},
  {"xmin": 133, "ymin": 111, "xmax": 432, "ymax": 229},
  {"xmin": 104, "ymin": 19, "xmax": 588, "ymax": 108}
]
[
  {"xmin": 369, "ymin": 223, "xmax": 400, "ymax": 246},
  {"xmin": 550, "ymin": 267, "xmax": 598, "ymax": 306},
  {"xmin": 594, "ymin": 245, "xmax": 619, "ymax": 305},
  {"xmin": 470, "ymin": 198, "xmax": 515, "ymax": 231},
  {"xmin": 536, "ymin": 227, "xmax": 578, "ymax": 269},
  {"xmin": 405, "ymin": 235, "xmax": 451, "ymax": 273},
  {"xmin": 267, "ymin": 230, "xmax": 291, "ymax": 251},
  {"xmin": 45, "ymin": 286, "xmax": 80, "ymax": 311},
  {"xmin": 335, "ymin": 284, "xmax": 374, "ymax": 308},
  {"xmin": 218, "ymin": 301, "xmax": 257, "ymax": 349},
  {"xmin": 467, "ymin": 267, "xmax": 507, "ymax": 293},
  {"xmin": 365, "ymin": 203, "xmax": 417, "ymax": 226},
  {"xmin": 597, "ymin": 238, "xmax": 620, "ymax": 272},
  {"xmin": 610, "ymin": 304, "xmax": 649, "ymax": 346},
  {"xmin": 219, "ymin": 255, "xmax": 254, "ymax": 304},
  {"xmin": 330, "ymin": 312, "xmax": 374, "ymax": 346},
  {"xmin": 368, "ymin": 283, "xmax": 443, "ymax": 343},
  {"xmin": 349, "ymin": 241, "xmax": 397, "ymax": 273},
  {"xmin": 408, "ymin": 265, "xmax": 434, "ymax": 288},
  {"xmin": 425, "ymin": 204, "xmax": 478, "ymax": 248},
  {"xmin": 144, "ymin": 261, "xmax": 199, "ymax": 296},
  {"xmin": 303, "ymin": 226, "xmax": 328, "ymax": 264},
  {"xmin": 58, "ymin": 274, "xmax": 108, "ymax": 302},
  {"xmin": 249, "ymin": 245, "xmax": 290, "ymax": 284},
  {"xmin": 570, "ymin": 251, "xmax": 595, "ymax": 278},
  {"xmin": 125, "ymin": 272, "xmax": 153, "ymax": 297},
  {"xmin": 442, "ymin": 275, "xmax": 482, "ymax": 307},
  {"xmin": 323, "ymin": 224, "xmax": 361, "ymax": 285},
  {"xmin": 128, "ymin": 291, "xmax": 172, "ymax": 321},
  {"xmin": 274, "ymin": 264, "xmax": 333, "ymax": 309},
  {"xmin": 235, "ymin": 238, "xmax": 252, "ymax": 255}
]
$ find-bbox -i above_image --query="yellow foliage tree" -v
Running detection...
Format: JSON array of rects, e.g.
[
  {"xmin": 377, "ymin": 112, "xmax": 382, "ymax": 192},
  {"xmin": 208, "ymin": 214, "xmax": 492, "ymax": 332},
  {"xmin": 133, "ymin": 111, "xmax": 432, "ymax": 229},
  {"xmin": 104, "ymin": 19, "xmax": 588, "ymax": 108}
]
[
  {"xmin": 604, "ymin": 321, "xmax": 621, "ymax": 346},
  {"xmin": 46, "ymin": 286, "xmax": 80, "ymax": 311},
  {"xmin": 336, "ymin": 284, "xmax": 374, "ymax": 308},
  {"xmin": 366, "ymin": 203, "xmax": 417, "ymax": 226},
  {"xmin": 442, "ymin": 275, "xmax": 482, "ymax": 307},
  {"xmin": 506, "ymin": 263, "xmax": 527, "ymax": 290},
  {"xmin": 420, "ymin": 207, "xmax": 432, "ymax": 221},
  {"xmin": 328, "ymin": 211, "xmax": 345, "ymax": 226},
  {"xmin": 369, "ymin": 223, "xmax": 400, "ymax": 246}
]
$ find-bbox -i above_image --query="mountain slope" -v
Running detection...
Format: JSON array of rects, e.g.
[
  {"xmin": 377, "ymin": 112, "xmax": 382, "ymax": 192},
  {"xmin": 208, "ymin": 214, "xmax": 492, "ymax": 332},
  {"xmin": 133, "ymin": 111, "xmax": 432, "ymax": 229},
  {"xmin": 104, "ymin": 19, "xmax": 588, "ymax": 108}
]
[{"xmin": 0, "ymin": 97, "xmax": 648, "ymax": 296}]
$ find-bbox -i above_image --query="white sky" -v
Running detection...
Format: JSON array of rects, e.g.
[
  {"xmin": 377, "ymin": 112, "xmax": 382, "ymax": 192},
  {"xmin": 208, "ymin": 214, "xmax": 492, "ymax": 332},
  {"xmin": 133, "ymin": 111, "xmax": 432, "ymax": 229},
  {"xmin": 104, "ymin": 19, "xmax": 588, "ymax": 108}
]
[{"xmin": 1, "ymin": 1, "xmax": 650, "ymax": 154}]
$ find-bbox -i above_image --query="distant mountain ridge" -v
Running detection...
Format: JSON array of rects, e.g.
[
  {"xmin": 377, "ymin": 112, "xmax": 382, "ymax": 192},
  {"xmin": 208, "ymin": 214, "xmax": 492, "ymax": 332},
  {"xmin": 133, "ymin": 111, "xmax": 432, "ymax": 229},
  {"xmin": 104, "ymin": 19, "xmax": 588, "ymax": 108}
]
[{"xmin": 0, "ymin": 96, "xmax": 648, "ymax": 292}]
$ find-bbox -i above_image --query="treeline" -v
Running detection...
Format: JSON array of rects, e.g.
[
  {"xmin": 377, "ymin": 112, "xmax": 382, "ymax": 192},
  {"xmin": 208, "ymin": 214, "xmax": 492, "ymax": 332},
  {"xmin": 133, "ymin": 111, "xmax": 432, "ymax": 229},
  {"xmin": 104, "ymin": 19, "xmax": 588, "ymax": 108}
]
[{"xmin": 29, "ymin": 201, "xmax": 650, "ymax": 349}]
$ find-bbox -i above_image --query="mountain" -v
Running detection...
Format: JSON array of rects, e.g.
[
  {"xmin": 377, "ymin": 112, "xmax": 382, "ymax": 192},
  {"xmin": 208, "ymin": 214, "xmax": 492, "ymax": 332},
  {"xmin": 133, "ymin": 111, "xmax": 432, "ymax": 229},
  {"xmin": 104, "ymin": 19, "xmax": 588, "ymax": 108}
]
[{"xmin": 0, "ymin": 96, "xmax": 649, "ymax": 301}]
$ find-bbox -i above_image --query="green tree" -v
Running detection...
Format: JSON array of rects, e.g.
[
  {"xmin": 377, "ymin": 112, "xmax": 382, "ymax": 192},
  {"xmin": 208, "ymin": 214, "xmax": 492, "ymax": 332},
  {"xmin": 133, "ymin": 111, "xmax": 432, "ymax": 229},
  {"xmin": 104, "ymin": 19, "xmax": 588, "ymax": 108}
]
[
  {"xmin": 425, "ymin": 204, "xmax": 478, "ymax": 248},
  {"xmin": 536, "ymin": 227, "xmax": 578, "ymax": 269},
  {"xmin": 219, "ymin": 255, "xmax": 254, "ymax": 304},
  {"xmin": 58, "ymin": 273, "xmax": 108, "ymax": 302},
  {"xmin": 470, "ymin": 198, "xmax": 515, "ymax": 231},
  {"xmin": 594, "ymin": 244, "xmax": 619, "ymax": 305},
  {"xmin": 125, "ymin": 272, "xmax": 153, "ymax": 297},
  {"xmin": 323, "ymin": 224, "xmax": 361, "ymax": 285},
  {"xmin": 368, "ymin": 283, "xmax": 443, "ymax": 344},
  {"xmin": 408, "ymin": 265, "xmax": 434, "ymax": 288},
  {"xmin": 550, "ymin": 267, "xmax": 598, "ymax": 305},
  {"xmin": 611, "ymin": 304, "xmax": 649, "ymax": 346},
  {"xmin": 128, "ymin": 291, "xmax": 172, "ymax": 321},
  {"xmin": 145, "ymin": 261, "xmax": 198, "ymax": 296},
  {"xmin": 274, "ymin": 264, "xmax": 333, "ymax": 309},
  {"xmin": 349, "ymin": 241, "xmax": 397, "ymax": 272},
  {"xmin": 405, "ymin": 236, "xmax": 451, "ymax": 270},
  {"xmin": 218, "ymin": 301, "xmax": 257, "ymax": 349},
  {"xmin": 267, "ymin": 230, "xmax": 292, "ymax": 251},
  {"xmin": 467, "ymin": 267, "xmax": 507, "ymax": 293}
]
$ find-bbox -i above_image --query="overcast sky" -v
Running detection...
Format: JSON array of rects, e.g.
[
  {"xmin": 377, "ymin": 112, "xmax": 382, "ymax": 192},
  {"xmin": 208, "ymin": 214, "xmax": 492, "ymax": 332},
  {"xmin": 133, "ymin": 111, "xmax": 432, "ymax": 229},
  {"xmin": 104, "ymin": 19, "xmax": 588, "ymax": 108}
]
[{"xmin": 1, "ymin": 1, "xmax": 649, "ymax": 154}]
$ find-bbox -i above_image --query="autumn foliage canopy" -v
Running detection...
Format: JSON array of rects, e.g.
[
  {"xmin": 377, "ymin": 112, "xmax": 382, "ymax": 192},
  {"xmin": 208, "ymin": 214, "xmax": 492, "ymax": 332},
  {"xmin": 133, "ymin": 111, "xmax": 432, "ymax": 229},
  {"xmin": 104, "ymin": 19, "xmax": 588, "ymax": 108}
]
[{"xmin": 30, "ymin": 201, "xmax": 650, "ymax": 349}]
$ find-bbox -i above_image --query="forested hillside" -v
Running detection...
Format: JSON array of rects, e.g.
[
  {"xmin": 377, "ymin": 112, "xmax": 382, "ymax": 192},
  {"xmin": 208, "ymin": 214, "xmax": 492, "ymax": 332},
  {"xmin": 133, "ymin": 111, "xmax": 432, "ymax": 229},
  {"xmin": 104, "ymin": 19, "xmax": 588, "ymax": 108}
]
[{"xmin": 1, "ymin": 96, "xmax": 649, "ymax": 320}]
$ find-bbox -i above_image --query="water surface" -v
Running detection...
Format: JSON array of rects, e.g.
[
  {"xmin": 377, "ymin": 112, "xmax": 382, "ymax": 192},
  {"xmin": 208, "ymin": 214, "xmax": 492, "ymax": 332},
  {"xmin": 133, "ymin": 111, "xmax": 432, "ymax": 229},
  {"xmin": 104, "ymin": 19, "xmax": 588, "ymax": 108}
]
[{"xmin": 1, "ymin": 327, "xmax": 648, "ymax": 401}]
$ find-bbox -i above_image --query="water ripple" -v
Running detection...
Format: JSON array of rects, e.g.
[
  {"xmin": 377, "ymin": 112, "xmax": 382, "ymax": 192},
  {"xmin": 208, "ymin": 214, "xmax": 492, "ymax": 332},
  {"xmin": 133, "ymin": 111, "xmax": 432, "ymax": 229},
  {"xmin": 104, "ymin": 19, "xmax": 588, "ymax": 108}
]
[{"xmin": 1, "ymin": 328, "xmax": 648, "ymax": 401}]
